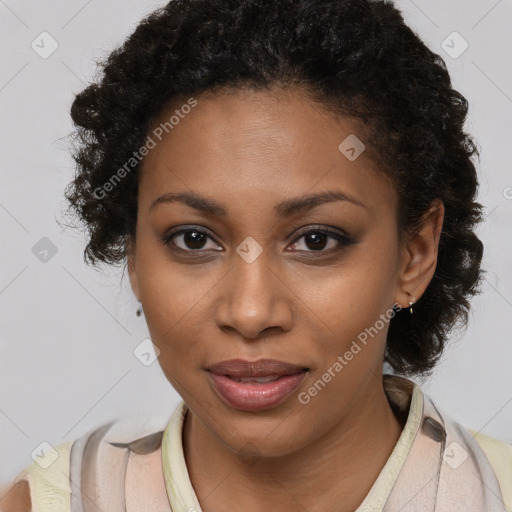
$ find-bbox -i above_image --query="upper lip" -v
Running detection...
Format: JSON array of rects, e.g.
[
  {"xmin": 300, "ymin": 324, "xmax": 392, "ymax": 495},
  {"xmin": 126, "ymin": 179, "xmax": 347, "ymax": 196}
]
[{"xmin": 207, "ymin": 358, "xmax": 308, "ymax": 377}]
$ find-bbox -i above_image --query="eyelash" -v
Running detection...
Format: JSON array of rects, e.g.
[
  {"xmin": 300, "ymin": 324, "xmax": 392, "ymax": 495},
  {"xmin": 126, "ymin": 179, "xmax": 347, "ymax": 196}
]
[{"xmin": 159, "ymin": 225, "xmax": 355, "ymax": 256}]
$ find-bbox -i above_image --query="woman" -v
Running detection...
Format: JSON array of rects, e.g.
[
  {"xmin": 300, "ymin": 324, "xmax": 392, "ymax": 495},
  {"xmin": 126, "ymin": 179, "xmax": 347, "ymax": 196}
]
[{"xmin": 2, "ymin": 0, "xmax": 511, "ymax": 510}]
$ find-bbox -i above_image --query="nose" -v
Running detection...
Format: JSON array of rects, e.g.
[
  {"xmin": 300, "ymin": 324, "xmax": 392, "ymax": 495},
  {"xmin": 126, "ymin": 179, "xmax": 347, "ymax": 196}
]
[{"xmin": 213, "ymin": 254, "xmax": 293, "ymax": 340}]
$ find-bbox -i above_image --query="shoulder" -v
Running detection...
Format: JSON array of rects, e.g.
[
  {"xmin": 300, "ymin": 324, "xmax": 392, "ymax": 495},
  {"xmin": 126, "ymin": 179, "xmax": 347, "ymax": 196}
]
[
  {"xmin": 0, "ymin": 440, "xmax": 73, "ymax": 512},
  {"xmin": 467, "ymin": 427, "xmax": 512, "ymax": 509},
  {"xmin": 0, "ymin": 412, "xmax": 174, "ymax": 512},
  {"xmin": 0, "ymin": 479, "xmax": 31, "ymax": 512},
  {"xmin": 468, "ymin": 427, "xmax": 512, "ymax": 471}
]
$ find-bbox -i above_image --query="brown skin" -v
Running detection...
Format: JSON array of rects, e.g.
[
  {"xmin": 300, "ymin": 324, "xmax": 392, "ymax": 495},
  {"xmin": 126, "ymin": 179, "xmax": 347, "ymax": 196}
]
[
  {"xmin": 0, "ymin": 480, "xmax": 31, "ymax": 511},
  {"xmin": 128, "ymin": 87, "xmax": 444, "ymax": 512}
]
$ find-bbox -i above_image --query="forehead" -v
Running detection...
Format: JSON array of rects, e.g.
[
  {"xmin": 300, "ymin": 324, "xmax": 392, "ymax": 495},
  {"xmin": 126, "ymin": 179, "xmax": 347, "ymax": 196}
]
[{"xmin": 139, "ymin": 87, "xmax": 396, "ymax": 218}]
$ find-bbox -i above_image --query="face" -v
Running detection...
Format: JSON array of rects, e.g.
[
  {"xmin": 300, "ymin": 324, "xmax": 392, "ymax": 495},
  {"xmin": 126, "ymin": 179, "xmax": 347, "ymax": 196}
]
[{"xmin": 128, "ymin": 87, "xmax": 438, "ymax": 457}]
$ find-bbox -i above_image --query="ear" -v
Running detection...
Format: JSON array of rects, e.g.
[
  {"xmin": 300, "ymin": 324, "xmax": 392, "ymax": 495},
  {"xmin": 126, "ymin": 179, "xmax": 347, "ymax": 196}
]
[
  {"xmin": 395, "ymin": 199, "xmax": 445, "ymax": 308},
  {"xmin": 127, "ymin": 238, "xmax": 141, "ymax": 301}
]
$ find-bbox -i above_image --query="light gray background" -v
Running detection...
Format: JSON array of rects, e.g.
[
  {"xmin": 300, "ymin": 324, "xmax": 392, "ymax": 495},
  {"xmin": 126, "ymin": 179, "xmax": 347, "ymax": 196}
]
[{"xmin": 1, "ymin": 0, "xmax": 511, "ymax": 487}]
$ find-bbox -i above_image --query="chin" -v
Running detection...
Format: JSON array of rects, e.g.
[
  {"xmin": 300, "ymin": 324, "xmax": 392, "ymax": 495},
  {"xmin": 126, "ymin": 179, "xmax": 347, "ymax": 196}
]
[{"xmin": 211, "ymin": 411, "xmax": 313, "ymax": 460}]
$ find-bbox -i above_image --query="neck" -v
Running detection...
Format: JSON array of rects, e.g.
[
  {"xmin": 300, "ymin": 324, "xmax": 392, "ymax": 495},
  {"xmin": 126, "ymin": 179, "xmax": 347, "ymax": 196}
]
[{"xmin": 182, "ymin": 375, "xmax": 404, "ymax": 512}]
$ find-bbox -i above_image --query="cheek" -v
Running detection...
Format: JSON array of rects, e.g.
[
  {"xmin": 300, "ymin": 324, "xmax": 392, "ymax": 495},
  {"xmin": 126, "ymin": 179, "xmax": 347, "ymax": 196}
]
[
  {"xmin": 295, "ymin": 247, "xmax": 397, "ymax": 332},
  {"xmin": 293, "ymin": 243, "xmax": 398, "ymax": 369},
  {"xmin": 141, "ymin": 273, "xmax": 209, "ymax": 359},
  {"xmin": 135, "ymin": 247, "xmax": 212, "ymax": 362}
]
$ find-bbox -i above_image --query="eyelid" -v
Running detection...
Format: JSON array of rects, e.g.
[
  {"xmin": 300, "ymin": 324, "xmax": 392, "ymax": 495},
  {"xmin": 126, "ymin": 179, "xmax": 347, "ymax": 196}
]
[{"xmin": 292, "ymin": 224, "xmax": 351, "ymax": 241}]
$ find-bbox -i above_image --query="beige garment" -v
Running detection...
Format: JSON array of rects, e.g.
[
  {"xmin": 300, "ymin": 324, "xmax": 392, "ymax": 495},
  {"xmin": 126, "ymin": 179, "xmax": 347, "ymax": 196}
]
[{"xmin": 10, "ymin": 374, "xmax": 512, "ymax": 511}]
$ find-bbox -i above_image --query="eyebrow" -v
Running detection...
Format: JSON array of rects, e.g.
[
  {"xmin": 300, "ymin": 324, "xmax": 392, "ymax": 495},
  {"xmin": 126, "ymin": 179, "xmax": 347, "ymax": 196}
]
[{"xmin": 149, "ymin": 189, "xmax": 367, "ymax": 217}]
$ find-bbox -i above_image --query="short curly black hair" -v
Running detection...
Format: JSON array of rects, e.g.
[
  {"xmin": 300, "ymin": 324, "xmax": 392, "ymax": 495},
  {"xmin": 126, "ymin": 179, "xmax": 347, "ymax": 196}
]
[{"xmin": 64, "ymin": 0, "xmax": 485, "ymax": 378}]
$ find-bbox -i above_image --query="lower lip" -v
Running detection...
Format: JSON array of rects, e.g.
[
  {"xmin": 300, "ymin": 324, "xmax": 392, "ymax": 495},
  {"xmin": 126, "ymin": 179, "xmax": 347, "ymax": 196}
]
[{"xmin": 207, "ymin": 371, "xmax": 307, "ymax": 411}]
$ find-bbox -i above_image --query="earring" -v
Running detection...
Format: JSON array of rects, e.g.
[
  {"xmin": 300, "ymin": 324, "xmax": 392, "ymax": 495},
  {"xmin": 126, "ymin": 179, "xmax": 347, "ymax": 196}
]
[
  {"xmin": 408, "ymin": 294, "xmax": 416, "ymax": 315},
  {"xmin": 393, "ymin": 294, "xmax": 416, "ymax": 314},
  {"xmin": 136, "ymin": 300, "xmax": 143, "ymax": 317}
]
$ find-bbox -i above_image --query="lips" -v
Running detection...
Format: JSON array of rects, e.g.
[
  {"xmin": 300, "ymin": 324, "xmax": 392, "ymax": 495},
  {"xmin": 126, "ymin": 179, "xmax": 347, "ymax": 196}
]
[
  {"xmin": 206, "ymin": 358, "xmax": 309, "ymax": 411},
  {"xmin": 207, "ymin": 358, "xmax": 308, "ymax": 377},
  {"xmin": 227, "ymin": 374, "xmax": 284, "ymax": 383}
]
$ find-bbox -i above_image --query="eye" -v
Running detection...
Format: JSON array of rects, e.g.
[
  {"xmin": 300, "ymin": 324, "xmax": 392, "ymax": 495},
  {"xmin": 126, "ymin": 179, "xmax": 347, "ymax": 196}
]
[
  {"xmin": 160, "ymin": 226, "xmax": 221, "ymax": 253},
  {"xmin": 288, "ymin": 226, "xmax": 354, "ymax": 253}
]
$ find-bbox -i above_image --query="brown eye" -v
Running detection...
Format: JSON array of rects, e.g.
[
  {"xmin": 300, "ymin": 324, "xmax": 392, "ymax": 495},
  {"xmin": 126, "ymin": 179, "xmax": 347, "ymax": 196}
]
[
  {"xmin": 301, "ymin": 232, "xmax": 331, "ymax": 251},
  {"xmin": 179, "ymin": 230, "xmax": 208, "ymax": 250},
  {"xmin": 288, "ymin": 227, "xmax": 354, "ymax": 253},
  {"xmin": 161, "ymin": 227, "xmax": 222, "ymax": 252}
]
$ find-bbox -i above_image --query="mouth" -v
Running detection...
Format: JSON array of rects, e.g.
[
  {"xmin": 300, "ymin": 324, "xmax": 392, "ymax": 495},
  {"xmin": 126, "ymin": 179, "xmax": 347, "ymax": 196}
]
[
  {"xmin": 207, "ymin": 358, "xmax": 309, "ymax": 377},
  {"xmin": 224, "ymin": 374, "xmax": 301, "ymax": 383},
  {"xmin": 206, "ymin": 359, "xmax": 309, "ymax": 411}
]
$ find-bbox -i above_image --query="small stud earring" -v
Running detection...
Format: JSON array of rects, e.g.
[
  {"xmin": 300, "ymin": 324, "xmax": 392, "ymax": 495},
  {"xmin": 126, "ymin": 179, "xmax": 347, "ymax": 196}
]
[{"xmin": 136, "ymin": 300, "xmax": 143, "ymax": 317}]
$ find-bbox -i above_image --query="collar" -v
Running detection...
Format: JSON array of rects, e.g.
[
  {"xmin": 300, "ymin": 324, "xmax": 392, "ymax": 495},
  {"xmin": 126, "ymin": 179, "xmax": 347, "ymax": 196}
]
[{"xmin": 161, "ymin": 374, "xmax": 424, "ymax": 512}]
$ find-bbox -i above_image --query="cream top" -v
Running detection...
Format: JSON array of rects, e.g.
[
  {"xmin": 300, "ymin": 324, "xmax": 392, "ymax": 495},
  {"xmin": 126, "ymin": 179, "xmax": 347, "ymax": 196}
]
[
  {"xmin": 10, "ymin": 376, "xmax": 512, "ymax": 511},
  {"xmin": 161, "ymin": 381, "xmax": 424, "ymax": 511},
  {"xmin": 160, "ymin": 379, "xmax": 512, "ymax": 511}
]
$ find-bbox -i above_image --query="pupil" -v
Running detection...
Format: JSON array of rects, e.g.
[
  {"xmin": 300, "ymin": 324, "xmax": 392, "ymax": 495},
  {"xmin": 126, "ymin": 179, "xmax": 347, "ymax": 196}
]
[
  {"xmin": 184, "ymin": 231, "xmax": 206, "ymax": 249},
  {"xmin": 305, "ymin": 233, "xmax": 327, "ymax": 251}
]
